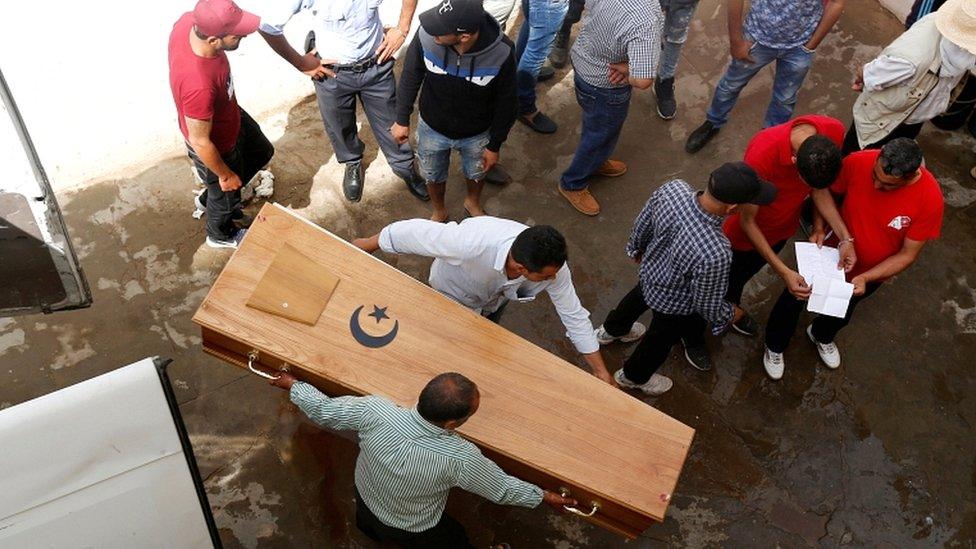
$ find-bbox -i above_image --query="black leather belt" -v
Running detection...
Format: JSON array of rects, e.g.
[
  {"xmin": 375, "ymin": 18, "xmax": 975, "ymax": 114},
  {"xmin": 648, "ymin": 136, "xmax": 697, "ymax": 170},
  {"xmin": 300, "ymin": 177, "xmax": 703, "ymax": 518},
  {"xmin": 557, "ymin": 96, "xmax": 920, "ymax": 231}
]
[{"xmin": 330, "ymin": 57, "xmax": 378, "ymax": 73}]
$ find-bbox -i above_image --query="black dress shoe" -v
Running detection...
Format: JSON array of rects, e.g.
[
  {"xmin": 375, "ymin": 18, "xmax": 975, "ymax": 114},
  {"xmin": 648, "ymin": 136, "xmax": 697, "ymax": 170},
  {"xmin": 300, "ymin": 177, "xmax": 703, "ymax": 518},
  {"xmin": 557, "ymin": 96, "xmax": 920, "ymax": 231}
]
[
  {"xmin": 484, "ymin": 164, "xmax": 510, "ymax": 185},
  {"xmin": 399, "ymin": 168, "xmax": 430, "ymax": 201},
  {"xmin": 343, "ymin": 162, "xmax": 364, "ymax": 202},
  {"xmin": 685, "ymin": 121, "xmax": 720, "ymax": 154}
]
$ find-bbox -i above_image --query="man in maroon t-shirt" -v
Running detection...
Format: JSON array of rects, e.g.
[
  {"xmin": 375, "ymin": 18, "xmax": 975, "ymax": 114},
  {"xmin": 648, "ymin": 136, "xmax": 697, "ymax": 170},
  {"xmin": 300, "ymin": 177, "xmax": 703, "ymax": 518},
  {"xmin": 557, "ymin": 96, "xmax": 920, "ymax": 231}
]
[
  {"xmin": 764, "ymin": 138, "xmax": 944, "ymax": 375},
  {"xmin": 169, "ymin": 0, "xmax": 273, "ymax": 248}
]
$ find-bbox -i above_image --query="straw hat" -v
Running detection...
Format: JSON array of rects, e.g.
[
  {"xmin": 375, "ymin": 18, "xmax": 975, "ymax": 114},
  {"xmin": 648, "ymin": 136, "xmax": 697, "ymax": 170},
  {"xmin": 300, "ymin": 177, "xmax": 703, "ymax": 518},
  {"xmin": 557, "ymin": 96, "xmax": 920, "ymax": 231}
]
[{"xmin": 937, "ymin": 0, "xmax": 976, "ymax": 55}]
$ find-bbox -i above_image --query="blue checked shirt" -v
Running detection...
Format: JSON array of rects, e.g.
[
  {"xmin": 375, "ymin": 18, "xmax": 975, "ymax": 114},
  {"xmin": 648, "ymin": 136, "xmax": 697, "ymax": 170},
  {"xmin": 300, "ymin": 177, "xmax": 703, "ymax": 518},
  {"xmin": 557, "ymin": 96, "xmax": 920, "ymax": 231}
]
[
  {"xmin": 289, "ymin": 382, "xmax": 544, "ymax": 532},
  {"xmin": 626, "ymin": 180, "xmax": 733, "ymax": 335}
]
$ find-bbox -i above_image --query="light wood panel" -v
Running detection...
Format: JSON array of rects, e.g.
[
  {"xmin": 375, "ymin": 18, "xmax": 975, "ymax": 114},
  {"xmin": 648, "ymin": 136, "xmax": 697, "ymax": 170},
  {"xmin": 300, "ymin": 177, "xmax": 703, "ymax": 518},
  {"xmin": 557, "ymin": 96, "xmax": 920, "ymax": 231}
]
[{"xmin": 193, "ymin": 203, "xmax": 694, "ymax": 537}]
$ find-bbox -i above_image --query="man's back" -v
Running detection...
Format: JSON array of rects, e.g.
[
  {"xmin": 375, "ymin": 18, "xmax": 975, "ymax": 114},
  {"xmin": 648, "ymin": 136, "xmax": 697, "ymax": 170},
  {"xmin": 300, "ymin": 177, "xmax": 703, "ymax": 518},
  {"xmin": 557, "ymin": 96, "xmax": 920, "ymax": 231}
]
[{"xmin": 628, "ymin": 180, "xmax": 732, "ymax": 323}]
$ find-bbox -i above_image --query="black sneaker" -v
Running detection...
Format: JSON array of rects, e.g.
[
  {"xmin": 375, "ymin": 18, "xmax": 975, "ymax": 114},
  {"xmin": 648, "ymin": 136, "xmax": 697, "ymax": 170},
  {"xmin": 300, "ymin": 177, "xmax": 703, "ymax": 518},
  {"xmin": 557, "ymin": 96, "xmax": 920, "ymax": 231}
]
[
  {"xmin": 683, "ymin": 344, "xmax": 712, "ymax": 371},
  {"xmin": 731, "ymin": 313, "xmax": 760, "ymax": 336},
  {"xmin": 684, "ymin": 121, "xmax": 720, "ymax": 154},
  {"xmin": 654, "ymin": 77, "xmax": 676, "ymax": 120}
]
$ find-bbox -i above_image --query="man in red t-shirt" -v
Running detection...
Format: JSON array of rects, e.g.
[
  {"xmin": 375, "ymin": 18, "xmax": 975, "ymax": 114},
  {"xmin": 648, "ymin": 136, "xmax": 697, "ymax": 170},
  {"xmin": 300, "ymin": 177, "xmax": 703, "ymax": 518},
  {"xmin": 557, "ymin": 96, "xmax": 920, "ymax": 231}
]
[
  {"xmin": 169, "ymin": 0, "xmax": 273, "ymax": 249},
  {"xmin": 723, "ymin": 116, "xmax": 855, "ymax": 367},
  {"xmin": 764, "ymin": 138, "xmax": 944, "ymax": 371}
]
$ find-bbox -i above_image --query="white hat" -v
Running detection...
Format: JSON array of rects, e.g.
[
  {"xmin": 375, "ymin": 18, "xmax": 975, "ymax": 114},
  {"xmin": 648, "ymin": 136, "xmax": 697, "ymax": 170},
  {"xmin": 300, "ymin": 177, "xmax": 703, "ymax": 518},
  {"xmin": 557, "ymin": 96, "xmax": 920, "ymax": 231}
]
[{"xmin": 937, "ymin": 0, "xmax": 976, "ymax": 55}]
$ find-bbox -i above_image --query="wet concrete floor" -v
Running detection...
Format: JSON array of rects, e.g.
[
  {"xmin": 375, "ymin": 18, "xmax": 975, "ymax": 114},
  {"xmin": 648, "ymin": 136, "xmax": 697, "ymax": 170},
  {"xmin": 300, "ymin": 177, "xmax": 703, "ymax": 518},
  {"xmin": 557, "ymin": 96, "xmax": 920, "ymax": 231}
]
[{"xmin": 2, "ymin": 0, "xmax": 975, "ymax": 546}]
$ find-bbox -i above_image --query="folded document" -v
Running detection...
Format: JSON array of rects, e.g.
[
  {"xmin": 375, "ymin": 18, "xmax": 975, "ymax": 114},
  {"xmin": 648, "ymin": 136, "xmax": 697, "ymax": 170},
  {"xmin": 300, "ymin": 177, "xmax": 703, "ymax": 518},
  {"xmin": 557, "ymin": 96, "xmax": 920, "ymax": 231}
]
[{"xmin": 794, "ymin": 242, "xmax": 853, "ymax": 319}]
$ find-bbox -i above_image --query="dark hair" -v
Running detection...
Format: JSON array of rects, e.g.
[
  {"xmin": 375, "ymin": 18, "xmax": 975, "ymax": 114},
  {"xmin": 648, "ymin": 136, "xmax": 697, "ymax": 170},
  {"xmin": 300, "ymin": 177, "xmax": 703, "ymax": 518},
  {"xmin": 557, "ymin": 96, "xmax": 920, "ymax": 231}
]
[
  {"xmin": 417, "ymin": 373, "xmax": 479, "ymax": 424},
  {"xmin": 511, "ymin": 226, "xmax": 567, "ymax": 273},
  {"xmin": 880, "ymin": 138, "xmax": 923, "ymax": 178},
  {"xmin": 796, "ymin": 134, "xmax": 841, "ymax": 189}
]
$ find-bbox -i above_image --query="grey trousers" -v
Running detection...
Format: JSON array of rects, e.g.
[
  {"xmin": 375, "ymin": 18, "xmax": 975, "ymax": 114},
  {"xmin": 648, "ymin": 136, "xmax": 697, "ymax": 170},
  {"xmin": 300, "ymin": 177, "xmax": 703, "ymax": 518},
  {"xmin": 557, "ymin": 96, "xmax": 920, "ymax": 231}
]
[{"xmin": 313, "ymin": 59, "xmax": 414, "ymax": 177}]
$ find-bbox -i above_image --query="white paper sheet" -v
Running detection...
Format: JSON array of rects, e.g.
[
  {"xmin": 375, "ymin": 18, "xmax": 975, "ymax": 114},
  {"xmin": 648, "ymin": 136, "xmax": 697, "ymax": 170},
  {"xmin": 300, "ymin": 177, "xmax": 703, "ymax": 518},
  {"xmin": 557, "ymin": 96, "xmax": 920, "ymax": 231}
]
[
  {"xmin": 795, "ymin": 243, "xmax": 853, "ymax": 318},
  {"xmin": 794, "ymin": 242, "xmax": 845, "ymax": 283},
  {"xmin": 807, "ymin": 274, "xmax": 855, "ymax": 318}
]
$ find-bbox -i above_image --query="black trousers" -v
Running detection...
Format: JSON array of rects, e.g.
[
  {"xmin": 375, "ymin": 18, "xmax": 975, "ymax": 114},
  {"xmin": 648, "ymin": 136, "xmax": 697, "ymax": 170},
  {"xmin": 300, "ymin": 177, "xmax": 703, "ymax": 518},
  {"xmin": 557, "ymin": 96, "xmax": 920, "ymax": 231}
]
[
  {"xmin": 558, "ymin": 0, "xmax": 585, "ymax": 37},
  {"xmin": 764, "ymin": 282, "xmax": 882, "ymax": 353},
  {"xmin": 841, "ymin": 120, "xmax": 923, "ymax": 156},
  {"xmin": 188, "ymin": 109, "xmax": 274, "ymax": 240},
  {"xmin": 354, "ymin": 489, "xmax": 472, "ymax": 549},
  {"xmin": 725, "ymin": 240, "xmax": 787, "ymax": 306},
  {"xmin": 605, "ymin": 285, "xmax": 706, "ymax": 384}
]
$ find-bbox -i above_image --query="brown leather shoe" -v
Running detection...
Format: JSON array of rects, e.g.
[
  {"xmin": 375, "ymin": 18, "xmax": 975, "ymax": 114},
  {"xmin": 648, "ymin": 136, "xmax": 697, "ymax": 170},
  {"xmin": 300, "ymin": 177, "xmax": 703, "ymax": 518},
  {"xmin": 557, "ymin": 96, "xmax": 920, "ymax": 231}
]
[
  {"xmin": 558, "ymin": 186, "xmax": 600, "ymax": 216},
  {"xmin": 593, "ymin": 159, "xmax": 628, "ymax": 177}
]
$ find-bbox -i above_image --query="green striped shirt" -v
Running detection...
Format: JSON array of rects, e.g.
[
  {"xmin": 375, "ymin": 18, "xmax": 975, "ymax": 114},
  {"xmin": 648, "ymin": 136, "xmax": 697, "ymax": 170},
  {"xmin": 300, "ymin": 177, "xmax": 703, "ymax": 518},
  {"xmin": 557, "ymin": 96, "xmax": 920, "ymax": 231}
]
[{"xmin": 290, "ymin": 382, "xmax": 544, "ymax": 532}]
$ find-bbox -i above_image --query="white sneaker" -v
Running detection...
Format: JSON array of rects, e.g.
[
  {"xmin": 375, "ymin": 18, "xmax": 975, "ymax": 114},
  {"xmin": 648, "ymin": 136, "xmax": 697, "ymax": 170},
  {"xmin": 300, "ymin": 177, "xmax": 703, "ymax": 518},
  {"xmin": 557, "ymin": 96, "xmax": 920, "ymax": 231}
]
[
  {"xmin": 192, "ymin": 191, "xmax": 205, "ymax": 219},
  {"xmin": 613, "ymin": 369, "xmax": 672, "ymax": 396},
  {"xmin": 205, "ymin": 228, "xmax": 248, "ymax": 250},
  {"xmin": 763, "ymin": 348, "xmax": 785, "ymax": 380},
  {"xmin": 807, "ymin": 325, "xmax": 841, "ymax": 369},
  {"xmin": 595, "ymin": 322, "xmax": 646, "ymax": 345}
]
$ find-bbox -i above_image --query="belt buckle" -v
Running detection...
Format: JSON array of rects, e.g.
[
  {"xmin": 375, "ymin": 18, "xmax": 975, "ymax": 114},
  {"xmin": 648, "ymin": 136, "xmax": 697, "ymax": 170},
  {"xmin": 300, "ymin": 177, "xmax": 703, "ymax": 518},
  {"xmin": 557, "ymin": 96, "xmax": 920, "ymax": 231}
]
[{"xmin": 352, "ymin": 60, "xmax": 369, "ymax": 73}]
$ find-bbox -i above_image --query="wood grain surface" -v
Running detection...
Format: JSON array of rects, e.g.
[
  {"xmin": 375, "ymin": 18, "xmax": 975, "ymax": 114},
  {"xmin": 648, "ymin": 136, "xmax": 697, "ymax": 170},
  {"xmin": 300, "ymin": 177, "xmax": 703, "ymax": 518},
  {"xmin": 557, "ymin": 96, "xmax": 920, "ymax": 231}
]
[
  {"xmin": 245, "ymin": 242, "xmax": 339, "ymax": 325},
  {"xmin": 193, "ymin": 203, "xmax": 695, "ymax": 536}
]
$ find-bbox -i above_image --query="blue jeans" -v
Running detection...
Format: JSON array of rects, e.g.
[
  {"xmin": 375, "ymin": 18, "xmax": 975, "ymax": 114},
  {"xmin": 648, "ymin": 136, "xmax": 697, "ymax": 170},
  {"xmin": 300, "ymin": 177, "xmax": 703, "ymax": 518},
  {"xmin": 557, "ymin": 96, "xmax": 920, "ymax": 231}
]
[
  {"xmin": 658, "ymin": 0, "xmax": 701, "ymax": 80},
  {"xmin": 515, "ymin": 0, "xmax": 569, "ymax": 115},
  {"xmin": 705, "ymin": 41, "xmax": 816, "ymax": 128},
  {"xmin": 560, "ymin": 76, "xmax": 631, "ymax": 191},
  {"xmin": 416, "ymin": 118, "xmax": 489, "ymax": 182}
]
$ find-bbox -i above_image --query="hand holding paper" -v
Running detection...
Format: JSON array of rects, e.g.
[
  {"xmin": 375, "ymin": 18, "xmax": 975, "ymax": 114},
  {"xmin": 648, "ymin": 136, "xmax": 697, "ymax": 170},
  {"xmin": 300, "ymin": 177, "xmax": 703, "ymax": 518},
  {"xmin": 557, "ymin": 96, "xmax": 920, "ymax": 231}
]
[{"xmin": 795, "ymin": 243, "xmax": 854, "ymax": 318}]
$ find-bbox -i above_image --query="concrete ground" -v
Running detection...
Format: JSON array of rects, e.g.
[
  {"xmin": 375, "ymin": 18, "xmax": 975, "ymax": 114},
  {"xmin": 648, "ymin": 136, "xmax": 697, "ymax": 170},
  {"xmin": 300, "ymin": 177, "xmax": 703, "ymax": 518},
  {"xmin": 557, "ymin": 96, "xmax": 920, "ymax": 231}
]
[{"xmin": 2, "ymin": 1, "xmax": 975, "ymax": 547}]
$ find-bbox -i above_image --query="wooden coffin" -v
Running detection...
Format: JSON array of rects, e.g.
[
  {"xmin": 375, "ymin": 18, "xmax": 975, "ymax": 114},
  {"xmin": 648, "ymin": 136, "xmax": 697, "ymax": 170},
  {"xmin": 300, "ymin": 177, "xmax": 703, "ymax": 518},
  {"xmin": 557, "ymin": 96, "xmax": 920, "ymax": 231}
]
[{"xmin": 192, "ymin": 203, "xmax": 694, "ymax": 538}]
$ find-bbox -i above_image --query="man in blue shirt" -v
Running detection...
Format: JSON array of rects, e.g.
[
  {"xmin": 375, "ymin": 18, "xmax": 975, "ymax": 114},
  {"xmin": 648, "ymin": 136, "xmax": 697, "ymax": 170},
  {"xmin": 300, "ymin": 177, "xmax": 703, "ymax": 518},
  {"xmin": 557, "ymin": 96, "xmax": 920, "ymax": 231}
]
[
  {"xmin": 684, "ymin": 0, "xmax": 845, "ymax": 154},
  {"xmin": 259, "ymin": 0, "xmax": 429, "ymax": 203}
]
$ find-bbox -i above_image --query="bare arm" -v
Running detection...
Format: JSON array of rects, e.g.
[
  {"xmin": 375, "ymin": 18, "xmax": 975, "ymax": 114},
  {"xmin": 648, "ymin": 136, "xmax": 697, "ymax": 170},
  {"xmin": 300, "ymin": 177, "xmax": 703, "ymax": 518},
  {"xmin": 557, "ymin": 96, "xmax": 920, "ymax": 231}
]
[
  {"xmin": 352, "ymin": 233, "xmax": 381, "ymax": 253},
  {"xmin": 851, "ymin": 238, "xmax": 925, "ymax": 295},
  {"xmin": 810, "ymin": 188, "xmax": 856, "ymax": 271},
  {"xmin": 727, "ymin": 0, "xmax": 754, "ymax": 61},
  {"xmin": 259, "ymin": 31, "xmax": 336, "ymax": 79},
  {"xmin": 375, "ymin": 0, "xmax": 417, "ymax": 62},
  {"xmin": 186, "ymin": 116, "xmax": 240, "ymax": 191},
  {"xmin": 739, "ymin": 204, "xmax": 810, "ymax": 299},
  {"xmin": 805, "ymin": 0, "xmax": 844, "ymax": 51},
  {"xmin": 581, "ymin": 351, "xmax": 617, "ymax": 387}
]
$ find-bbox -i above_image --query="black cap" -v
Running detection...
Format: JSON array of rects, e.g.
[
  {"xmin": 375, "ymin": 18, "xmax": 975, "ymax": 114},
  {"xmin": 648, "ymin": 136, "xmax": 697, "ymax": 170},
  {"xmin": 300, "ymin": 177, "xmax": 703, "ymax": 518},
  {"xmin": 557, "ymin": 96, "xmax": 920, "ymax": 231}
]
[
  {"xmin": 420, "ymin": 0, "xmax": 485, "ymax": 36},
  {"xmin": 707, "ymin": 162, "xmax": 778, "ymax": 205}
]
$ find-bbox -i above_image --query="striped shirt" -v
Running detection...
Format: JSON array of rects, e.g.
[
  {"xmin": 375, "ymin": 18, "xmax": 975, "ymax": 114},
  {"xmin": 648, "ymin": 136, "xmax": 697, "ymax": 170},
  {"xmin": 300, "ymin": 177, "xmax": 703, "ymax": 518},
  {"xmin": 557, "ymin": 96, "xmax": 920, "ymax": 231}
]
[
  {"xmin": 290, "ymin": 382, "xmax": 544, "ymax": 532},
  {"xmin": 626, "ymin": 180, "xmax": 733, "ymax": 334},
  {"xmin": 570, "ymin": 0, "xmax": 664, "ymax": 88}
]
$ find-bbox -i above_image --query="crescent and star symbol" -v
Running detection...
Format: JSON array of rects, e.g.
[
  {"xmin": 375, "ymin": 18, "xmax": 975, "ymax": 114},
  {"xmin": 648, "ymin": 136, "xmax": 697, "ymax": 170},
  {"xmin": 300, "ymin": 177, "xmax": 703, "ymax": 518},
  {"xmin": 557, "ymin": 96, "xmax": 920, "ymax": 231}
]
[{"xmin": 349, "ymin": 304, "xmax": 399, "ymax": 348}]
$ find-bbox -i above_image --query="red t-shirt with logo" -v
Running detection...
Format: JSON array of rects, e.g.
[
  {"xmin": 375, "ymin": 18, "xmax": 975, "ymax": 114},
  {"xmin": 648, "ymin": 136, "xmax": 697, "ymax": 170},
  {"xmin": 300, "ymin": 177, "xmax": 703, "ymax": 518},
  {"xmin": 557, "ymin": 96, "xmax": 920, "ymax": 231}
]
[
  {"xmin": 832, "ymin": 150, "xmax": 944, "ymax": 278},
  {"xmin": 724, "ymin": 115, "xmax": 846, "ymax": 251},
  {"xmin": 168, "ymin": 12, "xmax": 240, "ymax": 154}
]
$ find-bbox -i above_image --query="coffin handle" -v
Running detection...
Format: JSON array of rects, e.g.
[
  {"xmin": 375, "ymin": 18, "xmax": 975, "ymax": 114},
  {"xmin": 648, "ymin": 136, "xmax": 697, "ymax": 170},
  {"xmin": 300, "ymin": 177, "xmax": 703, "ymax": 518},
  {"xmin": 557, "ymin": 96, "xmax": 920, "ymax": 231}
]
[
  {"xmin": 559, "ymin": 488, "xmax": 600, "ymax": 517},
  {"xmin": 247, "ymin": 350, "xmax": 285, "ymax": 380}
]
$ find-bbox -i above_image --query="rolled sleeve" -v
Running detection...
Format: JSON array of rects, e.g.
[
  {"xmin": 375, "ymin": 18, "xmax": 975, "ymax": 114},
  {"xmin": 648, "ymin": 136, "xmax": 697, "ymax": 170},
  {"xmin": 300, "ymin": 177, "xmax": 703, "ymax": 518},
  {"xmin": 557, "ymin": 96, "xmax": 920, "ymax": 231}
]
[
  {"xmin": 258, "ymin": 0, "xmax": 305, "ymax": 35},
  {"xmin": 546, "ymin": 266, "xmax": 600, "ymax": 354},
  {"xmin": 625, "ymin": 5, "xmax": 663, "ymax": 79},
  {"xmin": 862, "ymin": 55, "xmax": 916, "ymax": 91}
]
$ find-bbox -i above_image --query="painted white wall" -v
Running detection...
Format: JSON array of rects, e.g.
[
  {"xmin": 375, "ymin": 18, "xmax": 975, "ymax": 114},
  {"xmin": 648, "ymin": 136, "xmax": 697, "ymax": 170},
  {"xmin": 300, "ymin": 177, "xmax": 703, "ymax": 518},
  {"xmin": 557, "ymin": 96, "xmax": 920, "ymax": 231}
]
[{"xmin": 0, "ymin": 1, "xmax": 321, "ymax": 192}]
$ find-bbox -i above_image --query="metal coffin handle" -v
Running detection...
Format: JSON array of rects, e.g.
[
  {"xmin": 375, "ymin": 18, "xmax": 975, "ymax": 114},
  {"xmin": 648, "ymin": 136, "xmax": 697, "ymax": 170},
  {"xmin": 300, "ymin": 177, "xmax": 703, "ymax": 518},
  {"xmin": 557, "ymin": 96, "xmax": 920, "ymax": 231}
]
[
  {"xmin": 559, "ymin": 488, "xmax": 600, "ymax": 517},
  {"xmin": 246, "ymin": 350, "xmax": 288, "ymax": 380}
]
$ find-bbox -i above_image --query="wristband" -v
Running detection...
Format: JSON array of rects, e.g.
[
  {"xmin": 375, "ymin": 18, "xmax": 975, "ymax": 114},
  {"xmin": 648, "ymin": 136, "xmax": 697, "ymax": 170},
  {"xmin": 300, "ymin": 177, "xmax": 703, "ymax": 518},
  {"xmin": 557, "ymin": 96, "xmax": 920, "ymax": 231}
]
[{"xmin": 838, "ymin": 237, "xmax": 854, "ymax": 247}]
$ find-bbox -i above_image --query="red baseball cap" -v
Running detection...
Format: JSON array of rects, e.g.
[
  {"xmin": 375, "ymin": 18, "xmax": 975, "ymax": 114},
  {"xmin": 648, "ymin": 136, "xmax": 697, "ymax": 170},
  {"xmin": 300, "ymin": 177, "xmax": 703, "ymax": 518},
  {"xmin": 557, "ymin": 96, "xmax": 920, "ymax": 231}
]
[{"xmin": 193, "ymin": 0, "xmax": 260, "ymax": 37}]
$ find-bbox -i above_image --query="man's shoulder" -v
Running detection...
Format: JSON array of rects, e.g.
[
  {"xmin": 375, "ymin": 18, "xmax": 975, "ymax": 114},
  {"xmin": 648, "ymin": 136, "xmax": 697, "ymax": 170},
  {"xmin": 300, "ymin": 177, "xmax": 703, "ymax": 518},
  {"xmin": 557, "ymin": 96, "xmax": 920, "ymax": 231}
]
[{"xmin": 656, "ymin": 179, "xmax": 693, "ymax": 199}]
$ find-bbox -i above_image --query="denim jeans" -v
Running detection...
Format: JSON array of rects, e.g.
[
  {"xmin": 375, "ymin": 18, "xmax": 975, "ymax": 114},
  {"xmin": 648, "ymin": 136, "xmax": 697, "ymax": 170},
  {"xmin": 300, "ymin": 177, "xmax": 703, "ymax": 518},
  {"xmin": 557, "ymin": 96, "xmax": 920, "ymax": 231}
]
[
  {"xmin": 705, "ymin": 41, "xmax": 816, "ymax": 129},
  {"xmin": 416, "ymin": 118, "xmax": 489, "ymax": 182},
  {"xmin": 560, "ymin": 76, "xmax": 632, "ymax": 190},
  {"xmin": 658, "ymin": 0, "xmax": 701, "ymax": 80},
  {"xmin": 515, "ymin": 0, "xmax": 569, "ymax": 115}
]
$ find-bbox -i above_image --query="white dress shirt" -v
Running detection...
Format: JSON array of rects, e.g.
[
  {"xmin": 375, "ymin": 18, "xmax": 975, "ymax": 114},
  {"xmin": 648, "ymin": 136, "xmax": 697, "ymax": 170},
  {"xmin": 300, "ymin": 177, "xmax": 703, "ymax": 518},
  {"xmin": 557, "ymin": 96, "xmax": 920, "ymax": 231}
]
[
  {"xmin": 378, "ymin": 217, "xmax": 600, "ymax": 354},
  {"xmin": 863, "ymin": 38, "xmax": 976, "ymax": 125},
  {"xmin": 259, "ymin": 0, "xmax": 387, "ymax": 64}
]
